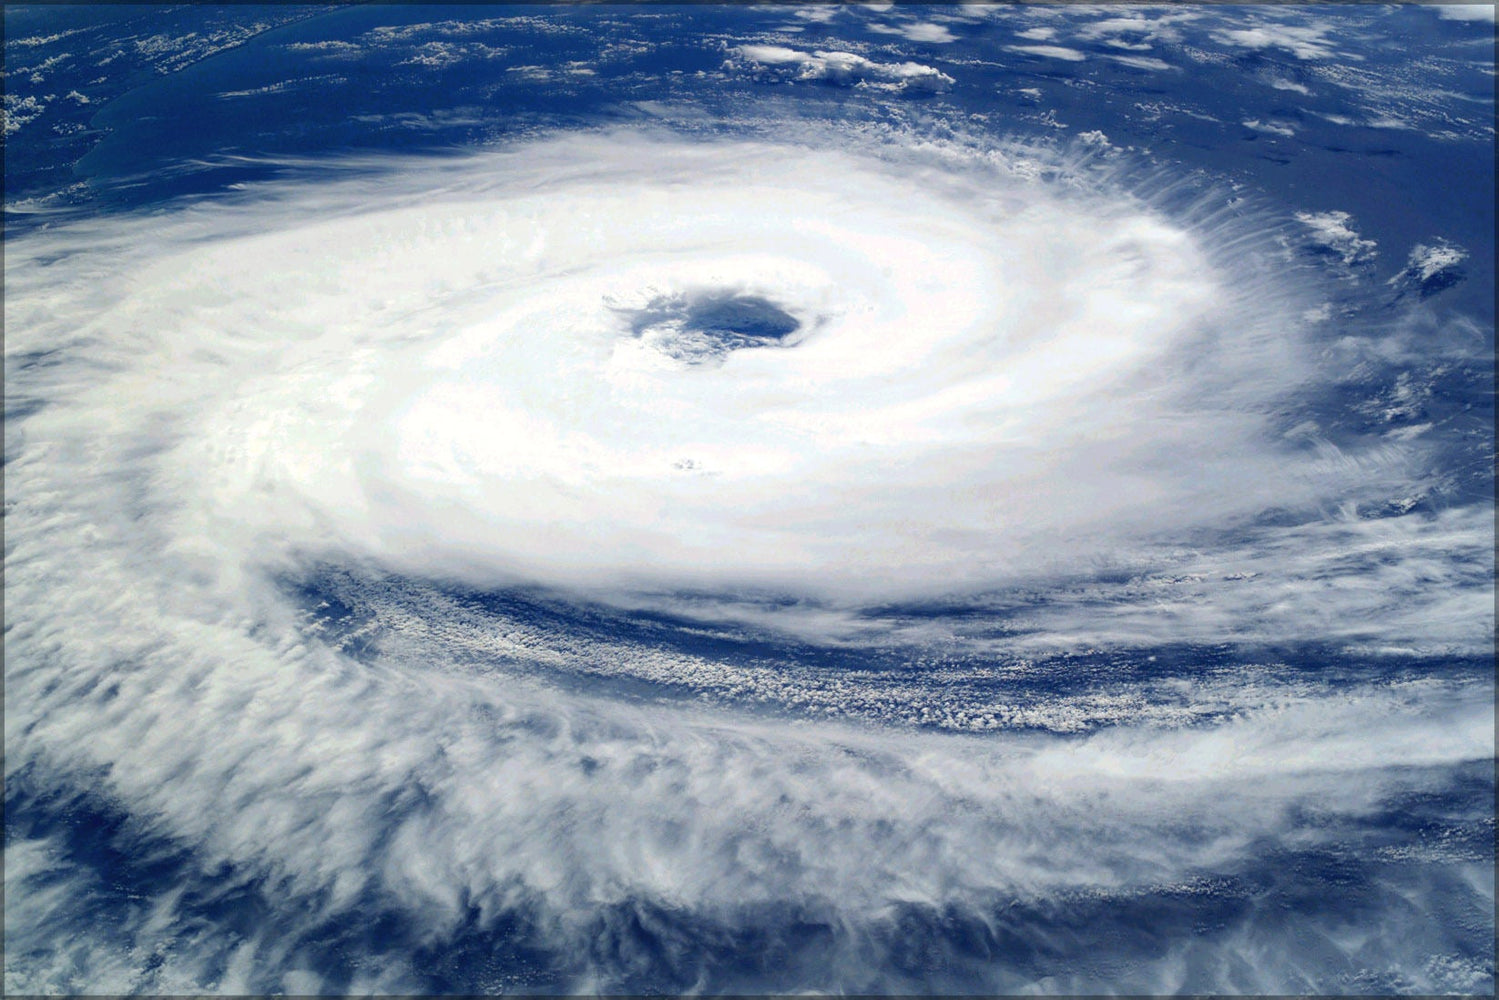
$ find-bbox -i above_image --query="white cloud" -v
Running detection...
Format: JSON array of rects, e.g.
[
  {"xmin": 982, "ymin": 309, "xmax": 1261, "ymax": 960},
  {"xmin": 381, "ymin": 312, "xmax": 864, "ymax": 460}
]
[
  {"xmin": 1389, "ymin": 239, "xmax": 1469, "ymax": 290},
  {"xmin": 4, "ymin": 127, "xmax": 1491, "ymax": 992},
  {"xmin": 2, "ymin": 94, "xmax": 47, "ymax": 136},
  {"xmin": 4, "ymin": 131, "xmax": 1471, "ymax": 639},
  {"xmin": 868, "ymin": 21, "xmax": 957, "ymax": 44},
  {"xmin": 1433, "ymin": 4, "xmax": 1496, "ymax": 22},
  {"xmin": 1109, "ymin": 53, "xmax": 1174, "ymax": 72},
  {"xmin": 906, "ymin": 21, "xmax": 957, "ymax": 43},
  {"xmin": 1404, "ymin": 241, "xmax": 1468, "ymax": 282},
  {"xmin": 1006, "ymin": 44, "xmax": 1088, "ymax": 62},
  {"xmin": 730, "ymin": 44, "xmax": 954, "ymax": 92},
  {"xmin": 1211, "ymin": 22, "xmax": 1341, "ymax": 61},
  {"xmin": 1295, "ymin": 209, "xmax": 1378, "ymax": 266},
  {"xmin": 395, "ymin": 39, "xmax": 508, "ymax": 68},
  {"xmin": 1264, "ymin": 75, "xmax": 1312, "ymax": 95},
  {"xmin": 793, "ymin": 5, "xmax": 839, "ymax": 24},
  {"xmin": 283, "ymin": 39, "xmax": 363, "ymax": 57},
  {"xmin": 8, "ymin": 26, "xmax": 92, "ymax": 48},
  {"xmin": 1072, "ymin": 9, "xmax": 1198, "ymax": 46},
  {"xmin": 1243, "ymin": 118, "xmax": 1297, "ymax": 137},
  {"xmin": 219, "ymin": 74, "xmax": 346, "ymax": 99}
]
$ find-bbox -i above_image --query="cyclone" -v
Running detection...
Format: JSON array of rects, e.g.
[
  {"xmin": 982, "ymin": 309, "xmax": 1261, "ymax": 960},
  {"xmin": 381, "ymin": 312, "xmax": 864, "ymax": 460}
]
[
  {"xmin": 16, "ymin": 134, "xmax": 1341, "ymax": 601},
  {"xmin": 4, "ymin": 5, "xmax": 1494, "ymax": 996}
]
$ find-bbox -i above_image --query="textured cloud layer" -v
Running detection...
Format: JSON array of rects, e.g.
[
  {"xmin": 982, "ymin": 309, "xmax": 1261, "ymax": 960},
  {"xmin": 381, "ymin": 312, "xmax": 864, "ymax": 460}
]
[
  {"xmin": 0, "ymin": 134, "xmax": 1444, "ymax": 602},
  {"xmin": 5, "ymin": 126, "xmax": 1493, "ymax": 993}
]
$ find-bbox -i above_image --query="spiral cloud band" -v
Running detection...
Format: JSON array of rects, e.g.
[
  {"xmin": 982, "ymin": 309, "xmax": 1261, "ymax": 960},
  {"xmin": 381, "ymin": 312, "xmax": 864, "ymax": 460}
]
[
  {"xmin": 8, "ymin": 132, "xmax": 1483, "ymax": 632},
  {"xmin": 5, "ymin": 124, "xmax": 1494, "ymax": 993}
]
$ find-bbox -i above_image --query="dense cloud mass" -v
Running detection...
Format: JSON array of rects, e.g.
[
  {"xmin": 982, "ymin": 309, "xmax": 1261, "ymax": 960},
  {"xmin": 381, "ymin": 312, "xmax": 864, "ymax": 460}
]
[{"xmin": 4, "ymin": 4, "xmax": 1494, "ymax": 995}]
